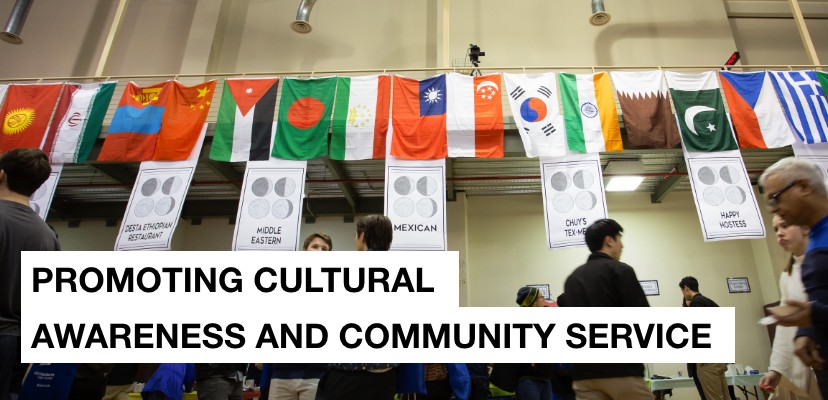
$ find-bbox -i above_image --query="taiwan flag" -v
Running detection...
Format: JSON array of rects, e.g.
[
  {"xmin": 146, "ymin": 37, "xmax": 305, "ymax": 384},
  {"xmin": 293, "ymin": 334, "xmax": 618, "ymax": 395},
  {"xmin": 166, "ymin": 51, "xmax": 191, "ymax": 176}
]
[
  {"xmin": 98, "ymin": 81, "xmax": 171, "ymax": 161},
  {"xmin": 391, "ymin": 75, "xmax": 448, "ymax": 160},
  {"xmin": 0, "ymin": 83, "xmax": 63, "ymax": 153}
]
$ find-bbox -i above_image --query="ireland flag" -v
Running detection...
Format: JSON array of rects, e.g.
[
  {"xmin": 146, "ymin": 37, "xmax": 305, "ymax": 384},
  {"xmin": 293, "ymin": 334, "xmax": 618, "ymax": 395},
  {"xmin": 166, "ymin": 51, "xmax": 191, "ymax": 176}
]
[
  {"xmin": 271, "ymin": 77, "xmax": 336, "ymax": 160},
  {"xmin": 666, "ymin": 71, "xmax": 737, "ymax": 152},
  {"xmin": 210, "ymin": 78, "xmax": 279, "ymax": 162},
  {"xmin": 330, "ymin": 75, "xmax": 391, "ymax": 160},
  {"xmin": 559, "ymin": 72, "xmax": 623, "ymax": 153}
]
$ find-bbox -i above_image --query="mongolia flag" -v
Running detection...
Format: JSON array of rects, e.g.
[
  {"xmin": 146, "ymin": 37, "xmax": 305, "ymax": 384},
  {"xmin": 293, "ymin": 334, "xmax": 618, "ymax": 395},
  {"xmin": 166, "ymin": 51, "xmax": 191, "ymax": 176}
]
[
  {"xmin": 42, "ymin": 82, "xmax": 116, "ymax": 163},
  {"xmin": 719, "ymin": 71, "xmax": 794, "ymax": 149},
  {"xmin": 0, "ymin": 83, "xmax": 63, "ymax": 153},
  {"xmin": 445, "ymin": 73, "xmax": 504, "ymax": 158},
  {"xmin": 98, "ymin": 81, "xmax": 171, "ymax": 161},
  {"xmin": 391, "ymin": 75, "xmax": 448, "ymax": 160},
  {"xmin": 330, "ymin": 75, "xmax": 390, "ymax": 160},
  {"xmin": 152, "ymin": 80, "xmax": 216, "ymax": 161},
  {"xmin": 559, "ymin": 72, "xmax": 623, "ymax": 153},
  {"xmin": 210, "ymin": 78, "xmax": 279, "ymax": 162},
  {"xmin": 769, "ymin": 70, "xmax": 828, "ymax": 144}
]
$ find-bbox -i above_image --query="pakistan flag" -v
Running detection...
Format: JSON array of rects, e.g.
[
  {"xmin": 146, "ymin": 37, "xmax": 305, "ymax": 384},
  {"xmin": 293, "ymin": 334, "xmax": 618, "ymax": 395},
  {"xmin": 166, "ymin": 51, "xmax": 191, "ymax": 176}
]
[{"xmin": 666, "ymin": 71, "xmax": 738, "ymax": 152}]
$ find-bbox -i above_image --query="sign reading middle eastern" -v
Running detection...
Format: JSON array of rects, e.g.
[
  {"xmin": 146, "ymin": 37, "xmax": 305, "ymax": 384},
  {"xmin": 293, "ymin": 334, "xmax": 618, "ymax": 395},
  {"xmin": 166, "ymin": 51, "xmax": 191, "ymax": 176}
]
[
  {"xmin": 540, "ymin": 153, "xmax": 608, "ymax": 249},
  {"xmin": 384, "ymin": 158, "xmax": 447, "ymax": 251},
  {"xmin": 233, "ymin": 159, "xmax": 307, "ymax": 251},
  {"xmin": 29, "ymin": 164, "xmax": 62, "ymax": 221}
]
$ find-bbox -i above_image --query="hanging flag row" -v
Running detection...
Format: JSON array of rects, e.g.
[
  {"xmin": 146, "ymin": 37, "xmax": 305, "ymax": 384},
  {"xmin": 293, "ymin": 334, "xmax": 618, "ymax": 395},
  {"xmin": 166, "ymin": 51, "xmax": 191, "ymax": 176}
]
[{"xmin": 1, "ymin": 70, "xmax": 826, "ymax": 162}]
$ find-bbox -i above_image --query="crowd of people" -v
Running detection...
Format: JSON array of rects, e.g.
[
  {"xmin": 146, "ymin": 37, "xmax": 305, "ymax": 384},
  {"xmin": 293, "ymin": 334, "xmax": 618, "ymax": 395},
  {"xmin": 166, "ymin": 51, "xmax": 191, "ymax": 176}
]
[{"xmin": 3, "ymin": 148, "xmax": 828, "ymax": 399}]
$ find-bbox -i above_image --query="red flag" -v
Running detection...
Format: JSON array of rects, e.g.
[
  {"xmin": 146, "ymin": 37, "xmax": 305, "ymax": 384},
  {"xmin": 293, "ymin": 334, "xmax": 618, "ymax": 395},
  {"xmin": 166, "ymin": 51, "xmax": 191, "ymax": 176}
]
[
  {"xmin": 391, "ymin": 75, "xmax": 448, "ymax": 160},
  {"xmin": 0, "ymin": 83, "xmax": 62, "ymax": 152},
  {"xmin": 98, "ymin": 81, "xmax": 171, "ymax": 161},
  {"xmin": 152, "ymin": 80, "xmax": 216, "ymax": 160}
]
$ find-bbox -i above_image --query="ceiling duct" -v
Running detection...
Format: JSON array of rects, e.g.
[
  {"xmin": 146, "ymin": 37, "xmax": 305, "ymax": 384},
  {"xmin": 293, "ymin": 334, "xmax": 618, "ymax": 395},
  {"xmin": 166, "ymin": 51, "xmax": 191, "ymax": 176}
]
[
  {"xmin": 1, "ymin": 0, "xmax": 33, "ymax": 44},
  {"xmin": 589, "ymin": 0, "xmax": 610, "ymax": 26},
  {"xmin": 291, "ymin": 0, "xmax": 316, "ymax": 34}
]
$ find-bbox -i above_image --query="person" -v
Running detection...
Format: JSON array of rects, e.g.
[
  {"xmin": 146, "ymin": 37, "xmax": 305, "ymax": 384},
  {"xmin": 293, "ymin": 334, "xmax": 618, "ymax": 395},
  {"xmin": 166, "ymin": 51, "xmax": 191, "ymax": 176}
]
[
  {"xmin": 0, "ymin": 148, "xmax": 61, "ymax": 400},
  {"xmin": 759, "ymin": 215, "xmax": 821, "ymax": 398},
  {"xmin": 314, "ymin": 215, "xmax": 398, "ymax": 400},
  {"xmin": 103, "ymin": 364, "xmax": 138, "ymax": 400},
  {"xmin": 261, "ymin": 233, "xmax": 331, "ymax": 400},
  {"xmin": 511, "ymin": 286, "xmax": 559, "ymax": 400},
  {"xmin": 398, "ymin": 363, "xmax": 470, "ymax": 400},
  {"xmin": 515, "ymin": 286, "xmax": 557, "ymax": 307},
  {"xmin": 759, "ymin": 157, "xmax": 828, "ymax": 396},
  {"xmin": 67, "ymin": 364, "xmax": 113, "ymax": 400},
  {"xmin": 194, "ymin": 364, "xmax": 245, "ymax": 400},
  {"xmin": 141, "ymin": 363, "xmax": 195, "ymax": 400},
  {"xmin": 679, "ymin": 277, "xmax": 727, "ymax": 399},
  {"xmin": 562, "ymin": 218, "xmax": 653, "ymax": 400}
]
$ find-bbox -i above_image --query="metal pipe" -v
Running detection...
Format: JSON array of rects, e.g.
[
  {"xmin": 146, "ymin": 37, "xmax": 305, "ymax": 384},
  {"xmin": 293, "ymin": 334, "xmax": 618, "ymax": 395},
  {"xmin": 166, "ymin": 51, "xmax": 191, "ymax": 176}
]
[
  {"xmin": 590, "ymin": 0, "xmax": 610, "ymax": 26},
  {"xmin": 1, "ymin": 0, "xmax": 34, "ymax": 44},
  {"xmin": 291, "ymin": 0, "xmax": 316, "ymax": 34}
]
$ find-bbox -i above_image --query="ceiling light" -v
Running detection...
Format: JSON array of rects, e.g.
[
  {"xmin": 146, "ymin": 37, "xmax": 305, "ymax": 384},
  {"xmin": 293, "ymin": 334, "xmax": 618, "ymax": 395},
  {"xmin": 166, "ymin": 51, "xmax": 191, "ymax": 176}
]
[{"xmin": 606, "ymin": 176, "xmax": 644, "ymax": 192}]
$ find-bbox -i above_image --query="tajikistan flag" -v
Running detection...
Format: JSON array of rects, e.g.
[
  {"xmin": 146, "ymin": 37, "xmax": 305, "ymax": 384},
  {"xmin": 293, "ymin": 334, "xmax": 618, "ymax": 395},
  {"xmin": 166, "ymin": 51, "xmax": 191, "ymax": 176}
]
[
  {"xmin": 43, "ymin": 82, "xmax": 116, "ymax": 164},
  {"xmin": 210, "ymin": 78, "xmax": 279, "ymax": 162},
  {"xmin": 330, "ymin": 75, "xmax": 391, "ymax": 160},
  {"xmin": 559, "ymin": 72, "xmax": 623, "ymax": 153}
]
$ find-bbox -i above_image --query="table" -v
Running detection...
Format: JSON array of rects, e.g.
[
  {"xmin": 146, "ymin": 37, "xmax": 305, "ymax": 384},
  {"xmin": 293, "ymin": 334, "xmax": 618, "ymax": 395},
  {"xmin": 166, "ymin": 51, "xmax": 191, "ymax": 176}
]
[{"xmin": 647, "ymin": 374, "xmax": 764, "ymax": 399}]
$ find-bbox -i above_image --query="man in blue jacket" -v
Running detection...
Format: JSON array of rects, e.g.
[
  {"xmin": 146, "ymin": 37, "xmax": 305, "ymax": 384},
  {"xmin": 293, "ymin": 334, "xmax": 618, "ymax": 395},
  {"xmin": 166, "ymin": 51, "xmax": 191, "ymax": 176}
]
[{"xmin": 760, "ymin": 157, "xmax": 828, "ymax": 396}]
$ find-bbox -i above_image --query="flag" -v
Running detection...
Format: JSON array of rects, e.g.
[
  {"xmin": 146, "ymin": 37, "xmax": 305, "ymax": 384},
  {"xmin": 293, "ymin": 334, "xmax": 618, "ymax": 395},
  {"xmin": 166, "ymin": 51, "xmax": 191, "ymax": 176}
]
[
  {"xmin": 769, "ymin": 70, "xmax": 828, "ymax": 144},
  {"xmin": 719, "ymin": 71, "xmax": 794, "ymax": 149},
  {"xmin": 503, "ymin": 73, "xmax": 564, "ymax": 157},
  {"xmin": 0, "ymin": 84, "xmax": 8, "ymax": 107},
  {"xmin": 210, "ymin": 78, "xmax": 279, "ymax": 162},
  {"xmin": 609, "ymin": 70, "xmax": 680, "ymax": 149},
  {"xmin": 445, "ymin": 73, "xmax": 504, "ymax": 158},
  {"xmin": 98, "ymin": 81, "xmax": 171, "ymax": 161},
  {"xmin": 391, "ymin": 75, "xmax": 448, "ymax": 160},
  {"xmin": 819, "ymin": 71, "xmax": 828, "ymax": 97},
  {"xmin": 666, "ymin": 71, "xmax": 737, "ymax": 152},
  {"xmin": 152, "ymin": 80, "xmax": 216, "ymax": 161},
  {"xmin": 559, "ymin": 72, "xmax": 622, "ymax": 153},
  {"xmin": 271, "ymin": 77, "xmax": 336, "ymax": 160},
  {"xmin": 42, "ymin": 82, "xmax": 116, "ymax": 163},
  {"xmin": 330, "ymin": 75, "xmax": 390, "ymax": 160},
  {"xmin": 0, "ymin": 83, "xmax": 62, "ymax": 152}
]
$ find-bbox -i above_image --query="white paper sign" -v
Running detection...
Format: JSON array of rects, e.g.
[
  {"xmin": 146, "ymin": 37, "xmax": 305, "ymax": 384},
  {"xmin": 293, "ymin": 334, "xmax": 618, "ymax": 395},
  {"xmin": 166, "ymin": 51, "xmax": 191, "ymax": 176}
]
[
  {"xmin": 384, "ymin": 159, "xmax": 447, "ymax": 251},
  {"xmin": 114, "ymin": 125, "xmax": 206, "ymax": 251},
  {"xmin": 540, "ymin": 153, "xmax": 608, "ymax": 249},
  {"xmin": 29, "ymin": 164, "xmax": 62, "ymax": 220},
  {"xmin": 233, "ymin": 159, "xmax": 307, "ymax": 251},
  {"xmin": 685, "ymin": 152, "xmax": 765, "ymax": 241}
]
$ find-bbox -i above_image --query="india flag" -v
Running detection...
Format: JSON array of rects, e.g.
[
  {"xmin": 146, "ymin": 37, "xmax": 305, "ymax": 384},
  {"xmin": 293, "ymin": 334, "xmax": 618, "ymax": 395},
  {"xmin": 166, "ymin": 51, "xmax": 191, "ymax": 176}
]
[
  {"xmin": 559, "ymin": 72, "xmax": 623, "ymax": 153},
  {"xmin": 330, "ymin": 75, "xmax": 391, "ymax": 160},
  {"xmin": 42, "ymin": 82, "xmax": 116, "ymax": 164},
  {"xmin": 446, "ymin": 73, "xmax": 504, "ymax": 158},
  {"xmin": 210, "ymin": 78, "xmax": 279, "ymax": 162}
]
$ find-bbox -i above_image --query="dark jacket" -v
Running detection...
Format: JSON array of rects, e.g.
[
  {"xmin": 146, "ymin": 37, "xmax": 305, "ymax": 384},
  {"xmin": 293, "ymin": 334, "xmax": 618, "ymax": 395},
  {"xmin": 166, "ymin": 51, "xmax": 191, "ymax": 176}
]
[
  {"xmin": 798, "ymin": 215, "xmax": 828, "ymax": 355},
  {"xmin": 563, "ymin": 252, "xmax": 649, "ymax": 380},
  {"xmin": 689, "ymin": 293, "xmax": 719, "ymax": 307}
]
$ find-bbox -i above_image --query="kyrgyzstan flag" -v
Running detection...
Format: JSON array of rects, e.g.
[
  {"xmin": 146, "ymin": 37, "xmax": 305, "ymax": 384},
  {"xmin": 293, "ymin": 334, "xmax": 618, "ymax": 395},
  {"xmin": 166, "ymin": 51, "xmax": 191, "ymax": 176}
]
[
  {"xmin": 391, "ymin": 75, "xmax": 448, "ymax": 160},
  {"xmin": 98, "ymin": 81, "xmax": 171, "ymax": 161},
  {"xmin": 719, "ymin": 71, "xmax": 794, "ymax": 149},
  {"xmin": 42, "ymin": 82, "xmax": 116, "ymax": 164},
  {"xmin": 152, "ymin": 80, "xmax": 216, "ymax": 161},
  {"xmin": 330, "ymin": 75, "xmax": 391, "ymax": 160},
  {"xmin": 446, "ymin": 73, "xmax": 504, "ymax": 158},
  {"xmin": 0, "ymin": 83, "xmax": 63, "ymax": 153}
]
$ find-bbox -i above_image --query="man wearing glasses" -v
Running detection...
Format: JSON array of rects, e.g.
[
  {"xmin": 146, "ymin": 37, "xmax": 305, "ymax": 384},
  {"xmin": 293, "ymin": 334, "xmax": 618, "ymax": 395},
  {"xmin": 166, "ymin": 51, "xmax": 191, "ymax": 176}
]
[{"xmin": 759, "ymin": 157, "xmax": 828, "ymax": 396}]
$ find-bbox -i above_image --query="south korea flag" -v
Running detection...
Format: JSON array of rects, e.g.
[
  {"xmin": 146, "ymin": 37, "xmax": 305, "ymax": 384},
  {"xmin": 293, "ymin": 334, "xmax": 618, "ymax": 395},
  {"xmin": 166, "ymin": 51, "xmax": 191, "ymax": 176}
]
[{"xmin": 504, "ymin": 73, "xmax": 566, "ymax": 157}]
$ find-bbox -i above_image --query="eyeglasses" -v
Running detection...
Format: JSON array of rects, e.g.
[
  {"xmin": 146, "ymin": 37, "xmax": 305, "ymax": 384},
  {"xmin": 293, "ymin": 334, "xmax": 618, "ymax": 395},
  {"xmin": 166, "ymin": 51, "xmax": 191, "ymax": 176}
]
[{"xmin": 767, "ymin": 180, "xmax": 799, "ymax": 208}]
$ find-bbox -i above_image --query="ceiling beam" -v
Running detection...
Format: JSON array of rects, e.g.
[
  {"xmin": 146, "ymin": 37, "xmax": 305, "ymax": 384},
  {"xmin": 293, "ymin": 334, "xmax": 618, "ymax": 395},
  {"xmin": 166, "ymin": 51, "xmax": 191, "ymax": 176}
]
[
  {"xmin": 650, "ymin": 160, "xmax": 687, "ymax": 204},
  {"xmin": 321, "ymin": 157, "xmax": 360, "ymax": 214}
]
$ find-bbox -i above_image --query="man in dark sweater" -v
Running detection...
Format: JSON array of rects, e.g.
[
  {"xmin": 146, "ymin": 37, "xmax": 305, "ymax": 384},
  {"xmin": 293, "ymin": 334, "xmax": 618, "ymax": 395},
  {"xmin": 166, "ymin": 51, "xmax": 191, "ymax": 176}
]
[
  {"xmin": 563, "ymin": 219, "xmax": 653, "ymax": 400},
  {"xmin": 679, "ymin": 276, "xmax": 727, "ymax": 400},
  {"xmin": 760, "ymin": 157, "xmax": 828, "ymax": 396},
  {"xmin": 0, "ymin": 148, "xmax": 60, "ymax": 400}
]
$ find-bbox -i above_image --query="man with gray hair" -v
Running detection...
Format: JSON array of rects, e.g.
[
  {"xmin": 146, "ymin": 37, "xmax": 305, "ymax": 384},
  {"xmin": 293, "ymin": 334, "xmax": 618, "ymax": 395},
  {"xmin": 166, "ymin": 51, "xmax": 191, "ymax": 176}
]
[{"xmin": 759, "ymin": 156, "xmax": 828, "ymax": 395}]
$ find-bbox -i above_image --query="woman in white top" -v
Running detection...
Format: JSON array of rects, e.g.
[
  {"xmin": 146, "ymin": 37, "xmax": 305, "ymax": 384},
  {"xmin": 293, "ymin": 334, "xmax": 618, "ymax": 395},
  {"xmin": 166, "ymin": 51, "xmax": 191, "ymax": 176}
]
[{"xmin": 759, "ymin": 215, "xmax": 820, "ymax": 399}]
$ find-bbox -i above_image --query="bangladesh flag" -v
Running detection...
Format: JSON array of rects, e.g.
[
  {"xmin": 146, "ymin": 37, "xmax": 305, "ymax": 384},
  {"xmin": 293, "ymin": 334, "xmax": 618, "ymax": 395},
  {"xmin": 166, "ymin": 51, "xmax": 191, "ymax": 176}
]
[
  {"xmin": 666, "ymin": 71, "xmax": 737, "ymax": 152},
  {"xmin": 271, "ymin": 77, "xmax": 336, "ymax": 160},
  {"xmin": 210, "ymin": 78, "xmax": 279, "ymax": 162},
  {"xmin": 818, "ymin": 71, "xmax": 828, "ymax": 98}
]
